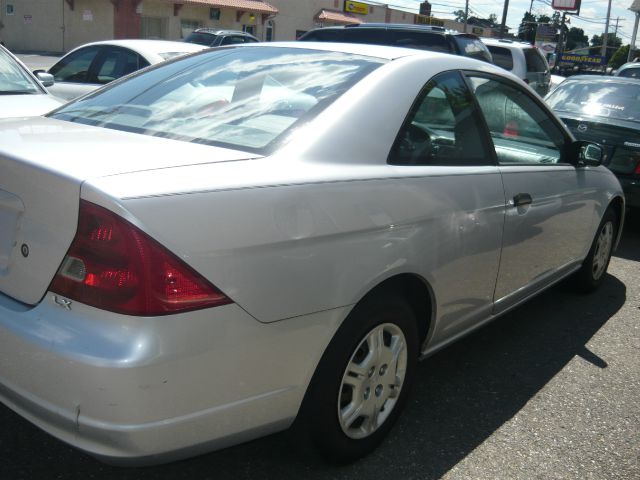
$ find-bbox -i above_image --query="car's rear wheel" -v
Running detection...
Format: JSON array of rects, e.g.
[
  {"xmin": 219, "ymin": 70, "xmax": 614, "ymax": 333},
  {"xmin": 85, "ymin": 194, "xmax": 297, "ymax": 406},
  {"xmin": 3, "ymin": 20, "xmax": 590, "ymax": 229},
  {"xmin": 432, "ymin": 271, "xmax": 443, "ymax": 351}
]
[
  {"xmin": 297, "ymin": 293, "xmax": 418, "ymax": 463},
  {"xmin": 573, "ymin": 207, "xmax": 618, "ymax": 292}
]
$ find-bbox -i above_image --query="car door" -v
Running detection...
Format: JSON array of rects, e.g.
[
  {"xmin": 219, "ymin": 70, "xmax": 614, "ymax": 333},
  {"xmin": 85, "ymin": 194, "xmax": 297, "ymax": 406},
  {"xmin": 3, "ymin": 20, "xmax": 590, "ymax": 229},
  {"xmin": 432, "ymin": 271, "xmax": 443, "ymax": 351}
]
[
  {"xmin": 467, "ymin": 74, "xmax": 596, "ymax": 314},
  {"xmin": 388, "ymin": 70, "xmax": 505, "ymax": 340},
  {"xmin": 47, "ymin": 45, "xmax": 103, "ymax": 100}
]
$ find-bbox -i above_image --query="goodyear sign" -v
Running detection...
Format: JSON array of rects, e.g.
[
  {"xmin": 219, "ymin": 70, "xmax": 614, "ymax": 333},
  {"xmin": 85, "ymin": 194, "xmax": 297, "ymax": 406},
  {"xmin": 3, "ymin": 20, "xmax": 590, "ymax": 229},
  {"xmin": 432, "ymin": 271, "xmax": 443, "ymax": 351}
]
[
  {"xmin": 415, "ymin": 15, "xmax": 444, "ymax": 26},
  {"xmin": 344, "ymin": 1, "xmax": 369, "ymax": 15},
  {"xmin": 559, "ymin": 54, "xmax": 605, "ymax": 65}
]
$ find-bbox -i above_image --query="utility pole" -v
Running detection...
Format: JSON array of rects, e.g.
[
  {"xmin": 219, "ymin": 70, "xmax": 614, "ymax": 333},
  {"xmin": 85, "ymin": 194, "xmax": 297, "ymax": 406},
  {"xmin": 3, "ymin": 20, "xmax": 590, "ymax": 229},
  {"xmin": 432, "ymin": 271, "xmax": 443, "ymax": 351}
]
[
  {"xmin": 601, "ymin": 0, "xmax": 613, "ymax": 59},
  {"xmin": 629, "ymin": 0, "xmax": 640, "ymax": 63},
  {"xmin": 464, "ymin": 0, "xmax": 469, "ymax": 33},
  {"xmin": 499, "ymin": 0, "xmax": 510, "ymax": 39}
]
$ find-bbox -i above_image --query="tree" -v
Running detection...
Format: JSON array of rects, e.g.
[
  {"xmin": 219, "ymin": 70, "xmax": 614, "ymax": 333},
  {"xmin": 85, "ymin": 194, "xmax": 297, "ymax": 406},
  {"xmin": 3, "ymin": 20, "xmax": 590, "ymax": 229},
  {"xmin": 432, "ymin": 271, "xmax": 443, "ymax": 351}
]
[
  {"xmin": 565, "ymin": 27, "xmax": 588, "ymax": 51},
  {"xmin": 488, "ymin": 13, "xmax": 497, "ymax": 25},
  {"xmin": 609, "ymin": 45, "xmax": 630, "ymax": 69},
  {"xmin": 589, "ymin": 33, "xmax": 622, "ymax": 58},
  {"xmin": 453, "ymin": 9, "xmax": 466, "ymax": 23},
  {"xmin": 517, "ymin": 12, "xmax": 537, "ymax": 44}
]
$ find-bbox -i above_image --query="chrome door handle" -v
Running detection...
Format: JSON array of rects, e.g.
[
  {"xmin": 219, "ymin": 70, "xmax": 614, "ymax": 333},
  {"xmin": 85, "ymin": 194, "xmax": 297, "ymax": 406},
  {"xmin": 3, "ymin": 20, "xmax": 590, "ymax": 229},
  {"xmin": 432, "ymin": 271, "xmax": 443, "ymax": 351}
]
[{"xmin": 513, "ymin": 193, "xmax": 532, "ymax": 207}]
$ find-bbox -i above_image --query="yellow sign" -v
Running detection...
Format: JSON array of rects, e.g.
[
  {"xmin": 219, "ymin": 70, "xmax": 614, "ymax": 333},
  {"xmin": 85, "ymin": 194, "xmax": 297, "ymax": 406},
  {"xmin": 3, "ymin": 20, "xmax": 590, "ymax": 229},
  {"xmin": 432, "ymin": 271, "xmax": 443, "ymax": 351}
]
[
  {"xmin": 345, "ymin": 1, "xmax": 369, "ymax": 15},
  {"xmin": 415, "ymin": 15, "xmax": 444, "ymax": 26}
]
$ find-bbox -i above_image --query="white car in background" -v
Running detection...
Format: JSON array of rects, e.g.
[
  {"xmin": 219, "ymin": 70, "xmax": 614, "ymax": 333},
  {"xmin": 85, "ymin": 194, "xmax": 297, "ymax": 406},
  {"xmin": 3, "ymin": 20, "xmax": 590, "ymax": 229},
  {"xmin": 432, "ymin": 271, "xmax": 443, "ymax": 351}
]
[
  {"xmin": 36, "ymin": 39, "xmax": 207, "ymax": 100},
  {"xmin": 482, "ymin": 38, "xmax": 551, "ymax": 96},
  {"xmin": 0, "ymin": 43, "xmax": 624, "ymax": 465},
  {"xmin": 0, "ymin": 44, "xmax": 62, "ymax": 116}
]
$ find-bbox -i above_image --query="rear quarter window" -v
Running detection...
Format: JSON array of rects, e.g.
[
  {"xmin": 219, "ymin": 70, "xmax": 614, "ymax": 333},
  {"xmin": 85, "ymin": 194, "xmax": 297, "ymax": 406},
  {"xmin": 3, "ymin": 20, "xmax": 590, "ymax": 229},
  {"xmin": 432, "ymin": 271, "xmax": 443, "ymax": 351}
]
[
  {"xmin": 524, "ymin": 48, "xmax": 548, "ymax": 73},
  {"xmin": 487, "ymin": 46, "xmax": 514, "ymax": 70}
]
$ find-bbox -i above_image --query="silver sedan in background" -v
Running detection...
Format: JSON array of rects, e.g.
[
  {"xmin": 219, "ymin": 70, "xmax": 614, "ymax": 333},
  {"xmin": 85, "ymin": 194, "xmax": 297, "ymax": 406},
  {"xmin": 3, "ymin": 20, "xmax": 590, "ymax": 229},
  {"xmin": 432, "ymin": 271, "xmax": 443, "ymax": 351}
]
[
  {"xmin": 0, "ymin": 43, "xmax": 624, "ymax": 465},
  {"xmin": 37, "ymin": 39, "xmax": 207, "ymax": 100}
]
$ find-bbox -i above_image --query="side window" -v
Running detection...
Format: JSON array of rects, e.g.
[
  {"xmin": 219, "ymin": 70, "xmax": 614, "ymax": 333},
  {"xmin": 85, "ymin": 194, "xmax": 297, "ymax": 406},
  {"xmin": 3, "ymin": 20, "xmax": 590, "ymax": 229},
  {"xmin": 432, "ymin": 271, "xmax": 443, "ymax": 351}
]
[
  {"xmin": 389, "ymin": 71, "xmax": 491, "ymax": 166},
  {"xmin": 49, "ymin": 46, "xmax": 100, "ymax": 83},
  {"xmin": 487, "ymin": 46, "xmax": 514, "ymax": 70},
  {"xmin": 93, "ymin": 48, "xmax": 145, "ymax": 84},
  {"xmin": 469, "ymin": 76, "xmax": 566, "ymax": 165}
]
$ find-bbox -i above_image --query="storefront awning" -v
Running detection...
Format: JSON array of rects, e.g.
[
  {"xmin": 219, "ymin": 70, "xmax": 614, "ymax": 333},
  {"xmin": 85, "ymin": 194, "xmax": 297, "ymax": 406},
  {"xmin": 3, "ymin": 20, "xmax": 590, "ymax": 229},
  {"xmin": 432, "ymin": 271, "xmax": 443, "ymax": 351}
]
[
  {"xmin": 173, "ymin": 0, "xmax": 278, "ymax": 15},
  {"xmin": 314, "ymin": 9, "xmax": 363, "ymax": 25}
]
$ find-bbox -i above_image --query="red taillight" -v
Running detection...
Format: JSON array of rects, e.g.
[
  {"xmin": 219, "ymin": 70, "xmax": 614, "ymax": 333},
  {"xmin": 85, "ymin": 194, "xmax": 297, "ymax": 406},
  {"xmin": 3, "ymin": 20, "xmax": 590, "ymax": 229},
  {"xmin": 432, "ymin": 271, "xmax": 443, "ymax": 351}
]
[
  {"xmin": 634, "ymin": 159, "xmax": 640, "ymax": 175},
  {"xmin": 49, "ymin": 200, "xmax": 232, "ymax": 316}
]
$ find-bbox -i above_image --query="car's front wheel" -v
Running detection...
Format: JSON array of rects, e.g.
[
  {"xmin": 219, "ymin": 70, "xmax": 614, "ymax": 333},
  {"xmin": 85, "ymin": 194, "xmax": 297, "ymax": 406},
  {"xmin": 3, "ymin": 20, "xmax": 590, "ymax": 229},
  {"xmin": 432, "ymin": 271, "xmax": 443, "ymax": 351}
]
[
  {"xmin": 297, "ymin": 293, "xmax": 419, "ymax": 463},
  {"xmin": 573, "ymin": 207, "xmax": 618, "ymax": 292}
]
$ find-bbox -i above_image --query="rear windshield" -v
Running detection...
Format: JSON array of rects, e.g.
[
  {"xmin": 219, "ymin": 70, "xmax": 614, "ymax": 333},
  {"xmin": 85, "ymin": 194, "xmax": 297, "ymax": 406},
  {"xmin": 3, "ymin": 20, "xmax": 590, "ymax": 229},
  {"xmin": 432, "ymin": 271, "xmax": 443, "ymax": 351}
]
[
  {"xmin": 546, "ymin": 80, "xmax": 640, "ymax": 123},
  {"xmin": 453, "ymin": 36, "xmax": 492, "ymax": 62},
  {"xmin": 486, "ymin": 46, "xmax": 514, "ymax": 70},
  {"xmin": 50, "ymin": 47, "xmax": 385, "ymax": 153},
  {"xmin": 184, "ymin": 32, "xmax": 217, "ymax": 46},
  {"xmin": 524, "ymin": 48, "xmax": 547, "ymax": 73}
]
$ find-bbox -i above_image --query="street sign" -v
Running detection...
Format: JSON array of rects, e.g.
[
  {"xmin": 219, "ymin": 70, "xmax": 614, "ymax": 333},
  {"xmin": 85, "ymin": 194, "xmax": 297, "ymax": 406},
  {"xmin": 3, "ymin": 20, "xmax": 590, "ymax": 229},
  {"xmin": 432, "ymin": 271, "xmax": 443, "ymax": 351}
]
[{"xmin": 552, "ymin": 0, "xmax": 581, "ymax": 11}]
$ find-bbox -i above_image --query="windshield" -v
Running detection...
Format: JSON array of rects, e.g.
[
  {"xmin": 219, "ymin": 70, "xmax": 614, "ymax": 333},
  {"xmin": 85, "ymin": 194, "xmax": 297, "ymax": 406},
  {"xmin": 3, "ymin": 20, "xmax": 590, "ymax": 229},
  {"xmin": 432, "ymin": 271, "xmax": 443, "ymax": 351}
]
[
  {"xmin": 0, "ymin": 47, "xmax": 42, "ymax": 95},
  {"xmin": 50, "ymin": 47, "xmax": 385, "ymax": 152},
  {"xmin": 546, "ymin": 80, "xmax": 640, "ymax": 123}
]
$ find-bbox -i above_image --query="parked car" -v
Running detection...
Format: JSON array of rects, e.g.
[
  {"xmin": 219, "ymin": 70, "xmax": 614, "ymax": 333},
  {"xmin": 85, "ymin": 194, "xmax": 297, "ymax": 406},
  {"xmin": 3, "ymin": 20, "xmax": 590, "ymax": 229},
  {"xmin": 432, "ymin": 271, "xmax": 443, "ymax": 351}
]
[
  {"xmin": 299, "ymin": 24, "xmax": 492, "ymax": 63},
  {"xmin": 38, "ymin": 39, "xmax": 206, "ymax": 100},
  {"xmin": 614, "ymin": 61, "xmax": 640, "ymax": 79},
  {"xmin": 184, "ymin": 28, "xmax": 259, "ymax": 47},
  {"xmin": 0, "ymin": 43, "xmax": 623, "ymax": 466},
  {"xmin": 481, "ymin": 38, "xmax": 551, "ymax": 96},
  {"xmin": 546, "ymin": 75, "xmax": 640, "ymax": 211},
  {"xmin": 0, "ymin": 44, "xmax": 62, "ymax": 116}
]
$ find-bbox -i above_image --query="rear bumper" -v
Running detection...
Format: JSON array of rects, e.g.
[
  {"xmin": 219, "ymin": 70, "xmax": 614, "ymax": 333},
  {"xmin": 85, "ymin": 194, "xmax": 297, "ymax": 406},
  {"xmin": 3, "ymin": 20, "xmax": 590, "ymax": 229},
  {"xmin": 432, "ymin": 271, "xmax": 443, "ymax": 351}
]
[{"xmin": 0, "ymin": 293, "xmax": 345, "ymax": 464}]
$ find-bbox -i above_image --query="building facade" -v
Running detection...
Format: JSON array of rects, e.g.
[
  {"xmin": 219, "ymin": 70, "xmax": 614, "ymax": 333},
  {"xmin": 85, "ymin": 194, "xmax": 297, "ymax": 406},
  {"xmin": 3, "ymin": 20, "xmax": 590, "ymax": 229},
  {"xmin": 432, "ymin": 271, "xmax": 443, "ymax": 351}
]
[{"xmin": 0, "ymin": 0, "xmax": 478, "ymax": 53}]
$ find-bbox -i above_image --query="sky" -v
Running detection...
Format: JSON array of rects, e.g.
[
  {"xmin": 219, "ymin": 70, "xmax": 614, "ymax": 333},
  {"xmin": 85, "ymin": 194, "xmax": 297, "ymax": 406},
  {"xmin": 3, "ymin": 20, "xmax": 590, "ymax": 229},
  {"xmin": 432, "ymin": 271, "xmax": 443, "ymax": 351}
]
[{"xmin": 383, "ymin": 0, "xmax": 639, "ymax": 47}]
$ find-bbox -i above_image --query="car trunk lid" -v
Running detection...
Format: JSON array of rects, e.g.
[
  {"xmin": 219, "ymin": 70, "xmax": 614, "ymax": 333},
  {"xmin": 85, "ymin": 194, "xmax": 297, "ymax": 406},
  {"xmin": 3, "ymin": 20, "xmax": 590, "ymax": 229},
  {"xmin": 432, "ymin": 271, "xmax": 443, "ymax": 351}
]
[{"xmin": 0, "ymin": 117, "xmax": 259, "ymax": 305}]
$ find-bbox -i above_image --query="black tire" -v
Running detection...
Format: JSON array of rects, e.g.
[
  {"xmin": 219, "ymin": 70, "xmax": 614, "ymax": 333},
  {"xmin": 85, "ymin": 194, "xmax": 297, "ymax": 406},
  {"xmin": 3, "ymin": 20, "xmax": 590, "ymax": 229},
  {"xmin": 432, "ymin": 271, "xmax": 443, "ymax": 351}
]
[
  {"xmin": 296, "ymin": 293, "xmax": 419, "ymax": 464},
  {"xmin": 572, "ymin": 207, "xmax": 618, "ymax": 293}
]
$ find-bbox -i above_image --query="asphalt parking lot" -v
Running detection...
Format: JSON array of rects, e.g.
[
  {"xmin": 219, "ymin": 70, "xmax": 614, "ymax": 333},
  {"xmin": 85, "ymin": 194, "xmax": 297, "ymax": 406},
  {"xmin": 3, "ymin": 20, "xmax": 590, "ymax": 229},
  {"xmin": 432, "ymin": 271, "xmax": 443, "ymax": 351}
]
[
  {"xmin": 0, "ymin": 214, "xmax": 638, "ymax": 479},
  {"xmin": 3, "ymin": 53, "xmax": 639, "ymax": 480}
]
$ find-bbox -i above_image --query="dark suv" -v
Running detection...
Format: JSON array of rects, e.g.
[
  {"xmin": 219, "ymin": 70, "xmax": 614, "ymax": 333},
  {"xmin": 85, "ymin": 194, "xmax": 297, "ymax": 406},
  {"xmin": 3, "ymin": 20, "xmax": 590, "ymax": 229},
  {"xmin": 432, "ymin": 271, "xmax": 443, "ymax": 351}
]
[
  {"xmin": 184, "ymin": 29, "xmax": 259, "ymax": 47},
  {"xmin": 298, "ymin": 24, "xmax": 492, "ymax": 63}
]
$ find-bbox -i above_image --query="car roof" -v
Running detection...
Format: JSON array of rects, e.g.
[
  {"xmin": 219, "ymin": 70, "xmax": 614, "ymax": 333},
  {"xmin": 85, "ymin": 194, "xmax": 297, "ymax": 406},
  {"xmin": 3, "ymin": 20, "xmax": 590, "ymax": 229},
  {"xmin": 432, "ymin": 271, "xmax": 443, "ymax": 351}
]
[
  {"xmin": 65, "ymin": 39, "xmax": 206, "ymax": 59},
  {"xmin": 481, "ymin": 38, "xmax": 535, "ymax": 49}
]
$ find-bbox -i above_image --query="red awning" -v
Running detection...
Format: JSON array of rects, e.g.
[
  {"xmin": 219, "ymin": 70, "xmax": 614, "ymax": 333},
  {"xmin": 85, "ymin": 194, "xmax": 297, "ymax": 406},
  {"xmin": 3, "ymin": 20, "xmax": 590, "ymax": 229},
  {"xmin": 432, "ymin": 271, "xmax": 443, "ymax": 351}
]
[
  {"xmin": 315, "ymin": 9, "xmax": 363, "ymax": 25},
  {"xmin": 173, "ymin": 0, "xmax": 278, "ymax": 14}
]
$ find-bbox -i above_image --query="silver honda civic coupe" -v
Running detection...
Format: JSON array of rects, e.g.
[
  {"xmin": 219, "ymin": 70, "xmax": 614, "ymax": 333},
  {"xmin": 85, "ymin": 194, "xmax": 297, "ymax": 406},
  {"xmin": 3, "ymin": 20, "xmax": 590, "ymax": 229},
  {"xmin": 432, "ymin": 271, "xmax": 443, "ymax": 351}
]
[{"xmin": 0, "ymin": 43, "xmax": 624, "ymax": 465}]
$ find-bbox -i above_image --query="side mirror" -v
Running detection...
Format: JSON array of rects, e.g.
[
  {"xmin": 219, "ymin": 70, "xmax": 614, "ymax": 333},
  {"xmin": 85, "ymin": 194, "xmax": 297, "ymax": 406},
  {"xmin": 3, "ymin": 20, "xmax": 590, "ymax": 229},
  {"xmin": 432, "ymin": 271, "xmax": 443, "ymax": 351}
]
[
  {"xmin": 36, "ymin": 72, "xmax": 55, "ymax": 87},
  {"xmin": 575, "ymin": 141, "xmax": 603, "ymax": 167}
]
